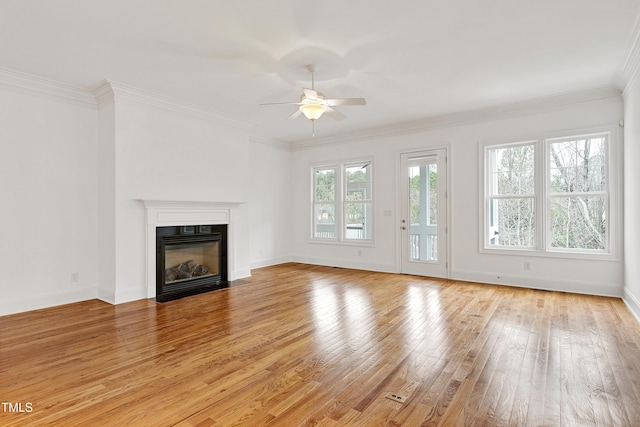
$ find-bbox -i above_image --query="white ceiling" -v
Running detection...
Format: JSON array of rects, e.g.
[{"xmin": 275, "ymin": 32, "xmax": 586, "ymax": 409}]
[{"xmin": 1, "ymin": 1, "xmax": 639, "ymax": 143}]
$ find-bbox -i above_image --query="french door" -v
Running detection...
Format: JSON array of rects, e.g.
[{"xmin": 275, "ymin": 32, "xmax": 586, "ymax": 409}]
[{"xmin": 399, "ymin": 149, "xmax": 448, "ymax": 278}]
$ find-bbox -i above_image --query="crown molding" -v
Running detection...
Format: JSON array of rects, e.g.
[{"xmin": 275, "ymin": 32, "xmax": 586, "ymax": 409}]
[
  {"xmin": 91, "ymin": 80, "xmax": 115, "ymax": 106},
  {"xmin": 291, "ymin": 86, "xmax": 622, "ymax": 150},
  {"xmin": 0, "ymin": 67, "xmax": 96, "ymax": 106},
  {"xmin": 616, "ymin": 13, "xmax": 640, "ymax": 93},
  {"xmin": 91, "ymin": 80, "xmax": 254, "ymax": 131},
  {"xmin": 249, "ymin": 135, "xmax": 292, "ymax": 151},
  {"xmin": 0, "ymin": 72, "xmax": 255, "ymax": 132}
]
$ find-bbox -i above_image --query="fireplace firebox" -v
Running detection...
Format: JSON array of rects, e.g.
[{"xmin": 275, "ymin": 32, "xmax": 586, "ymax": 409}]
[{"xmin": 156, "ymin": 224, "xmax": 228, "ymax": 302}]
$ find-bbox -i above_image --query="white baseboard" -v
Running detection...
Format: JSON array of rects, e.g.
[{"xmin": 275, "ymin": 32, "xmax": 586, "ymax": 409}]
[
  {"xmin": 97, "ymin": 287, "xmax": 115, "ymax": 305},
  {"xmin": 97, "ymin": 286, "xmax": 148, "ymax": 305},
  {"xmin": 453, "ymin": 269, "xmax": 623, "ymax": 297},
  {"xmin": 230, "ymin": 268, "xmax": 252, "ymax": 281},
  {"xmin": 290, "ymin": 255, "xmax": 396, "ymax": 274},
  {"xmin": 249, "ymin": 256, "xmax": 291, "ymax": 270},
  {"xmin": 623, "ymin": 287, "xmax": 640, "ymax": 324},
  {"xmin": 0, "ymin": 287, "xmax": 97, "ymax": 317},
  {"xmin": 115, "ymin": 287, "xmax": 148, "ymax": 304}
]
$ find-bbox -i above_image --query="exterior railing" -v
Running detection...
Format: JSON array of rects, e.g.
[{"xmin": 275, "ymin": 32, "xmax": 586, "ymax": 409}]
[{"xmin": 315, "ymin": 223, "xmax": 365, "ymax": 239}]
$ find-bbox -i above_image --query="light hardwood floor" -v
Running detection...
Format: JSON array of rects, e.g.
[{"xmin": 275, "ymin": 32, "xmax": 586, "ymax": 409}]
[{"xmin": 2, "ymin": 263, "xmax": 640, "ymax": 426}]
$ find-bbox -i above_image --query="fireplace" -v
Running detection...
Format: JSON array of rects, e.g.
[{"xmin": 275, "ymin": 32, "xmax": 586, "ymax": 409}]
[
  {"xmin": 140, "ymin": 199, "xmax": 243, "ymax": 301},
  {"xmin": 156, "ymin": 224, "xmax": 228, "ymax": 302}
]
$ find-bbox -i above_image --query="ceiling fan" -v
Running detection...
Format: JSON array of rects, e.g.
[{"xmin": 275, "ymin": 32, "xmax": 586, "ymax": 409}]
[{"xmin": 261, "ymin": 65, "xmax": 366, "ymax": 134}]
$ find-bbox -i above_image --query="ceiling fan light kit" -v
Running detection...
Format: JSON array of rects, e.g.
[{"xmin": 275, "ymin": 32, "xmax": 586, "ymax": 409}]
[{"xmin": 299, "ymin": 101, "xmax": 327, "ymax": 120}]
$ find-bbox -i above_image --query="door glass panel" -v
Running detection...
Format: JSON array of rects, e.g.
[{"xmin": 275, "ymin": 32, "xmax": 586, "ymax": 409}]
[{"xmin": 408, "ymin": 158, "xmax": 438, "ymax": 262}]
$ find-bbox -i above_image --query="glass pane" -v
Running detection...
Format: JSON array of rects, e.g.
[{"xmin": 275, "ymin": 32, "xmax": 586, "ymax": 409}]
[
  {"xmin": 315, "ymin": 168, "xmax": 336, "ymax": 202},
  {"xmin": 346, "ymin": 190, "xmax": 364, "ymax": 201},
  {"xmin": 409, "ymin": 166, "xmax": 421, "ymax": 225},
  {"xmin": 550, "ymin": 196, "xmax": 606, "ymax": 250},
  {"xmin": 410, "ymin": 234, "xmax": 420, "ymax": 260},
  {"xmin": 345, "ymin": 163, "xmax": 371, "ymax": 200},
  {"xmin": 489, "ymin": 145, "xmax": 535, "ymax": 195},
  {"xmin": 314, "ymin": 203, "xmax": 336, "ymax": 238},
  {"xmin": 408, "ymin": 161, "xmax": 438, "ymax": 261},
  {"xmin": 489, "ymin": 197, "xmax": 535, "ymax": 247},
  {"xmin": 429, "ymin": 163, "xmax": 438, "ymax": 225},
  {"xmin": 550, "ymin": 136, "xmax": 606, "ymax": 193},
  {"xmin": 346, "ymin": 163, "xmax": 370, "ymax": 183},
  {"xmin": 344, "ymin": 202, "xmax": 371, "ymax": 240},
  {"xmin": 165, "ymin": 241, "xmax": 219, "ymax": 284},
  {"xmin": 430, "ymin": 235, "xmax": 437, "ymax": 261}
]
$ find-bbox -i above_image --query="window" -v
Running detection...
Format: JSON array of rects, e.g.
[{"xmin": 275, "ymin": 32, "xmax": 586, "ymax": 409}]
[
  {"xmin": 313, "ymin": 167, "xmax": 337, "ymax": 239},
  {"xmin": 548, "ymin": 135, "xmax": 608, "ymax": 251},
  {"xmin": 312, "ymin": 161, "xmax": 373, "ymax": 242},
  {"xmin": 487, "ymin": 143, "xmax": 536, "ymax": 248},
  {"xmin": 483, "ymin": 130, "xmax": 616, "ymax": 256}
]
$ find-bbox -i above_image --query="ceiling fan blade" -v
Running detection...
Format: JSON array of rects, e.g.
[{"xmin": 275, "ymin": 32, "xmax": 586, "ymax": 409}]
[
  {"xmin": 324, "ymin": 107, "xmax": 346, "ymax": 121},
  {"xmin": 303, "ymin": 88, "xmax": 318, "ymax": 100},
  {"xmin": 285, "ymin": 109, "xmax": 303, "ymax": 121},
  {"xmin": 260, "ymin": 101, "xmax": 302, "ymax": 106},
  {"xmin": 326, "ymin": 98, "xmax": 367, "ymax": 106}
]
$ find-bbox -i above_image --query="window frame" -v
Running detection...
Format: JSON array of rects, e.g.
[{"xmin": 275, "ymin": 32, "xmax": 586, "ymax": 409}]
[
  {"xmin": 485, "ymin": 140, "xmax": 539, "ymax": 250},
  {"xmin": 480, "ymin": 126, "xmax": 620, "ymax": 260},
  {"xmin": 311, "ymin": 158, "xmax": 374, "ymax": 245},
  {"xmin": 312, "ymin": 165, "xmax": 338, "ymax": 241},
  {"xmin": 545, "ymin": 133, "xmax": 610, "ymax": 254}
]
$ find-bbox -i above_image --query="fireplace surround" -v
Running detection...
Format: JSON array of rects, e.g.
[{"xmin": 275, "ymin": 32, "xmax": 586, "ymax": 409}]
[{"xmin": 139, "ymin": 199, "xmax": 243, "ymax": 301}]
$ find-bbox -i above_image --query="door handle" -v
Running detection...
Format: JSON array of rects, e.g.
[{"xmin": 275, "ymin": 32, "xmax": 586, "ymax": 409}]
[{"xmin": 401, "ymin": 226, "xmax": 407, "ymax": 230}]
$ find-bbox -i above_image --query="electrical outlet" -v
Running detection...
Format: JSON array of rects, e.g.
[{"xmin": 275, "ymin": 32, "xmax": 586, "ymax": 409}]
[
  {"xmin": 524, "ymin": 262, "xmax": 531, "ymax": 271},
  {"xmin": 71, "ymin": 273, "xmax": 79, "ymax": 282}
]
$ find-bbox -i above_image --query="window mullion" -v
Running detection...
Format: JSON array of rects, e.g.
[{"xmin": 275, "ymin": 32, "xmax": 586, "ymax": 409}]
[
  {"xmin": 338, "ymin": 165, "xmax": 344, "ymax": 241},
  {"xmin": 539, "ymin": 139, "xmax": 547, "ymax": 252}
]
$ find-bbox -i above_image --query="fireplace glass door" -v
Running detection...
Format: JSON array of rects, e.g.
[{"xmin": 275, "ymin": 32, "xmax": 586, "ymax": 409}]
[{"xmin": 164, "ymin": 240, "xmax": 220, "ymax": 285}]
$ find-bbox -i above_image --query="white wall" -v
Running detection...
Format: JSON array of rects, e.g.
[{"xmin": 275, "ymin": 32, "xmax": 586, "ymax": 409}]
[
  {"xmin": 291, "ymin": 96, "xmax": 625, "ymax": 296},
  {"xmin": 624, "ymin": 70, "xmax": 640, "ymax": 321},
  {"xmin": 97, "ymin": 96, "xmax": 116, "ymax": 304},
  {"xmin": 0, "ymin": 83, "xmax": 99, "ymax": 315},
  {"xmin": 0, "ymin": 75, "xmax": 293, "ymax": 315},
  {"xmin": 98, "ymin": 86, "xmax": 256, "ymax": 303},
  {"xmin": 248, "ymin": 139, "xmax": 292, "ymax": 269}
]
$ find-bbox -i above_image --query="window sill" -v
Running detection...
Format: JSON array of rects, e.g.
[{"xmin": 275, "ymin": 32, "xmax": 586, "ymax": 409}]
[
  {"xmin": 479, "ymin": 246, "xmax": 619, "ymax": 262},
  {"xmin": 309, "ymin": 238, "xmax": 375, "ymax": 248}
]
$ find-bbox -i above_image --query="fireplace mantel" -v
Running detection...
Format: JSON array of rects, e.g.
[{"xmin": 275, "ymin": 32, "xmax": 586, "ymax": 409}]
[
  {"xmin": 139, "ymin": 199, "xmax": 244, "ymax": 298},
  {"xmin": 139, "ymin": 199, "xmax": 244, "ymax": 225},
  {"xmin": 139, "ymin": 199, "xmax": 244, "ymax": 209}
]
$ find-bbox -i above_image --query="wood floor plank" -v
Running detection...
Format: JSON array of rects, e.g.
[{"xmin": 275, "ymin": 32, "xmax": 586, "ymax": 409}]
[{"xmin": 1, "ymin": 263, "xmax": 640, "ymax": 426}]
